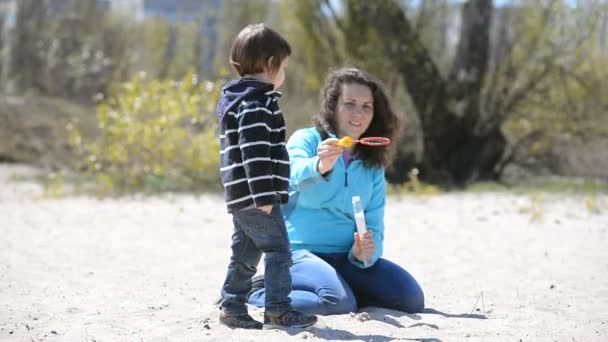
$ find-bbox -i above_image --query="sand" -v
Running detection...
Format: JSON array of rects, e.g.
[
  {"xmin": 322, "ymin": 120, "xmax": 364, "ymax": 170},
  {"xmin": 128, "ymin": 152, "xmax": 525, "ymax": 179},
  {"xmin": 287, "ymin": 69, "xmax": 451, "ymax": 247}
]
[{"xmin": 1, "ymin": 163, "xmax": 607, "ymax": 341}]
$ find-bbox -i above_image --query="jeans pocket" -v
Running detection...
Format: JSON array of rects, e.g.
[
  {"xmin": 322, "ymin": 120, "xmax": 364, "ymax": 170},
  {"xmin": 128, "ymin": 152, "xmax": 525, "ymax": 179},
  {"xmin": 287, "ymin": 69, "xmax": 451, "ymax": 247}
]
[
  {"xmin": 235, "ymin": 206, "xmax": 279, "ymax": 230},
  {"xmin": 240, "ymin": 206, "xmax": 275, "ymax": 221},
  {"xmin": 234, "ymin": 205, "xmax": 289, "ymax": 250}
]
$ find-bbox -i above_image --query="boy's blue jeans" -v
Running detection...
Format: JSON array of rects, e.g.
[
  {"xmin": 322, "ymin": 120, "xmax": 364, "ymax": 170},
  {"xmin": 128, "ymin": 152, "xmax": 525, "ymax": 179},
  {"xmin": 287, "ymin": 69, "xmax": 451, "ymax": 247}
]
[{"xmin": 220, "ymin": 202, "xmax": 292, "ymax": 316}]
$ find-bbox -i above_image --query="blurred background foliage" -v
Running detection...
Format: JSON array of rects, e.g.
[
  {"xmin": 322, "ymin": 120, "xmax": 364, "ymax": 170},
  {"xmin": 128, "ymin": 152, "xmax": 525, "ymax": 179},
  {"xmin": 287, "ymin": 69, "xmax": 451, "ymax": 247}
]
[
  {"xmin": 67, "ymin": 71, "xmax": 221, "ymax": 195},
  {"xmin": 0, "ymin": 0, "xmax": 606, "ymax": 194}
]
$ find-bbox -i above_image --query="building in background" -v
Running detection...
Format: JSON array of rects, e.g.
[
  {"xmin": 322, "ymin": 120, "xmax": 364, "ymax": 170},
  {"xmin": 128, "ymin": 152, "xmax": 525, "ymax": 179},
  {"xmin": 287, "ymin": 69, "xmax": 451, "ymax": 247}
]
[
  {"xmin": 111, "ymin": 0, "xmax": 218, "ymax": 23},
  {"xmin": 0, "ymin": 0, "xmax": 221, "ymax": 77}
]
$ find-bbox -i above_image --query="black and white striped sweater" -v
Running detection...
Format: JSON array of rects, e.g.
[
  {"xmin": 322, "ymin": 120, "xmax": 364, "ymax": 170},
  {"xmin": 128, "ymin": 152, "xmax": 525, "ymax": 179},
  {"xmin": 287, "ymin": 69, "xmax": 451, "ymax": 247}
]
[{"xmin": 217, "ymin": 78, "xmax": 290, "ymax": 213}]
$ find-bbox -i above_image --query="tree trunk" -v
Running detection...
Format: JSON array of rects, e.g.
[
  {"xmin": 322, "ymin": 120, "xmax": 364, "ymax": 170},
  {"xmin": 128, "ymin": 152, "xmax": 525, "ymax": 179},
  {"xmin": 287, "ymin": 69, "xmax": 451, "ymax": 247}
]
[
  {"xmin": 355, "ymin": 0, "xmax": 506, "ymax": 186},
  {"xmin": 443, "ymin": 0, "xmax": 507, "ymax": 184},
  {"xmin": 9, "ymin": 0, "xmax": 49, "ymax": 92}
]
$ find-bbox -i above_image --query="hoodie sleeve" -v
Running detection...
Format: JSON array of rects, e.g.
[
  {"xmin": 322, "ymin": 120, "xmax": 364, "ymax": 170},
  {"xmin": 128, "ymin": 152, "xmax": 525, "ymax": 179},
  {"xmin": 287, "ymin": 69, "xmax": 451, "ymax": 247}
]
[
  {"xmin": 348, "ymin": 168, "xmax": 386, "ymax": 268},
  {"xmin": 237, "ymin": 100, "xmax": 280, "ymax": 207},
  {"xmin": 287, "ymin": 128, "xmax": 329, "ymax": 190}
]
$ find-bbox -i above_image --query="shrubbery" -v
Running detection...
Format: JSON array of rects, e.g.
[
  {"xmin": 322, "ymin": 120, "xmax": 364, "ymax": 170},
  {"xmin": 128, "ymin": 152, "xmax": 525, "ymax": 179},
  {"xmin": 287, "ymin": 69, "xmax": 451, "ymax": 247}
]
[{"xmin": 68, "ymin": 71, "xmax": 222, "ymax": 195}]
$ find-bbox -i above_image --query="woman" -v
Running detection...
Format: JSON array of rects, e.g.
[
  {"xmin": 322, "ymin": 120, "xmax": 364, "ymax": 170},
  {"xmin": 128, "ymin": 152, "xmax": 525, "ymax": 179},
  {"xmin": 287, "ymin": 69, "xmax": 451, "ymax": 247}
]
[{"xmin": 248, "ymin": 67, "xmax": 424, "ymax": 315}]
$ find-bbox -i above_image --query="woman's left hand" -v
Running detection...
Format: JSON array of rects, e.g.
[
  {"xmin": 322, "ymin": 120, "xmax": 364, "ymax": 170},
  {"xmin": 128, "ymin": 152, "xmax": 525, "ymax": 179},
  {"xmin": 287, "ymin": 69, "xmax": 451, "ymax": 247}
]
[{"xmin": 352, "ymin": 231, "xmax": 375, "ymax": 263}]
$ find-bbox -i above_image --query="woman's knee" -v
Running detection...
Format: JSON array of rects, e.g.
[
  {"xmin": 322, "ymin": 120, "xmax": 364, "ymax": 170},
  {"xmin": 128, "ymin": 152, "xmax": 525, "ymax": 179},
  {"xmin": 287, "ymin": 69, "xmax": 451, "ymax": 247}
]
[
  {"xmin": 394, "ymin": 286, "xmax": 425, "ymax": 313},
  {"xmin": 409, "ymin": 289, "xmax": 425, "ymax": 313},
  {"xmin": 372, "ymin": 259, "xmax": 425, "ymax": 313},
  {"xmin": 316, "ymin": 289, "xmax": 358, "ymax": 315}
]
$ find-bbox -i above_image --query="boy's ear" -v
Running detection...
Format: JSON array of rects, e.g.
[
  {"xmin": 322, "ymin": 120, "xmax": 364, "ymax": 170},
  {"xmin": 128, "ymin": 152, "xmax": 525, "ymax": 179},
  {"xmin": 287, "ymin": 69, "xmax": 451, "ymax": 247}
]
[{"xmin": 266, "ymin": 56, "xmax": 275, "ymax": 75}]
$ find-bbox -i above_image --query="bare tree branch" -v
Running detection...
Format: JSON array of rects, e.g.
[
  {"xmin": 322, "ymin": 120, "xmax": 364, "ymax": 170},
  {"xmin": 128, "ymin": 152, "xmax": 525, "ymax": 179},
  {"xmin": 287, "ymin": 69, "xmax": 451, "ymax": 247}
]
[
  {"xmin": 481, "ymin": 0, "xmax": 573, "ymax": 134},
  {"xmin": 447, "ymin": 0, "xmax": 493, "ymax": 127},
  {"xmin": 482, "ymin": 6, "xmax": 517, "ymax": 120},
  {"xmin": 294, "ymin": 0, "xmax": 342, "ymax": 67},
  {"xmin": 495, "ymin": 129, "xmax": 545, "ymax": 177},
  {"xmin": 321, "ymin": 0, "xmax": 345, "ymax": 33}
]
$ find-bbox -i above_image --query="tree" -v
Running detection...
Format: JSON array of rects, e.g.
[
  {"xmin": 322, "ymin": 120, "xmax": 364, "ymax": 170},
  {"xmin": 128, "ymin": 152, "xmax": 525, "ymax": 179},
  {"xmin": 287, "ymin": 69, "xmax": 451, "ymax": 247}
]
[
  {"xmin": 211, "ymin": 0, "xmax": 271, "ymax": 77},
  {"xmin": 4, "ymin": 0, "xmax": 49, "ymax": 92},
  {"xmin": 5, "ymin": 0, "xmax": 131, "ymax": 100},
  {"xmin": 291, "ymin": 0, "xmax": 607, "ymax": 185},
  {"xmin": 498, "ymin": 1, "xmax": 608, "ymax": 175},
  {"xmin": 300, "ymin": 0, "xmax": 501, "ymax": 185}
]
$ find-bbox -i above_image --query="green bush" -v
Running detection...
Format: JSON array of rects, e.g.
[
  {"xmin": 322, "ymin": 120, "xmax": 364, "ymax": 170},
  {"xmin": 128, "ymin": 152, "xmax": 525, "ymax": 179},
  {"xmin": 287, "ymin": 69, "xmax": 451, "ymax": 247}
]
[
  {"xmin": 387, "ymin": 168, "xmax": 441, "ymax": 196},
  {"xmin": 68, "ymin": 71, "xmax": 222, "ymax": 195}
]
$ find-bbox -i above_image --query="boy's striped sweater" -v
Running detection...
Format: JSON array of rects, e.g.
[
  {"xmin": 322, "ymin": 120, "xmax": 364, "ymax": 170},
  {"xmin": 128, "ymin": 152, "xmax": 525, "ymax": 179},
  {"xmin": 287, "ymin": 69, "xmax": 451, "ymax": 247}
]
[{"xmin": 216, "ymin": 78, "xmax": 290, "ymax": 213}]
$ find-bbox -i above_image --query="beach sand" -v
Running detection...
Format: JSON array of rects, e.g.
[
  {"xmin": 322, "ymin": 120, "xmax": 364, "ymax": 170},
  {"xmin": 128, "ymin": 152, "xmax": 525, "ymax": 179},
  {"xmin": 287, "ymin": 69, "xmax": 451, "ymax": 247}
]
[{"xmin": 1, "ymin": 164, "xmax": 607, "ymax": 341}]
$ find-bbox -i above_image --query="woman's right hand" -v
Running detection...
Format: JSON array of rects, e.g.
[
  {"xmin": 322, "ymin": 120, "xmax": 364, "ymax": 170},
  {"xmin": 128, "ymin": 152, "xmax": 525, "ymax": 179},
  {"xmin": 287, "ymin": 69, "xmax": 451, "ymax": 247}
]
[
  {"xmin": 317, "ymin": 138, "xmax": 343, "ymax": 175},
  {"xmin": 352, "ymin": 231, "xmax": 375, "ymax": 264}
]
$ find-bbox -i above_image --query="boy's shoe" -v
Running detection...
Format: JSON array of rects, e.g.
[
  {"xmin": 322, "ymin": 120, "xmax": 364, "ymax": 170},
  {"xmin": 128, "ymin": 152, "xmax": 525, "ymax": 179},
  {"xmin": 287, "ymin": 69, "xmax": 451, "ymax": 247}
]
[
  {"xmin": 263, "ymin": 309, "xmax": 317, "ymax": 329},
  {"xmin": 219, "ymin": 312, "xmax": 263, "ymax": 330}
]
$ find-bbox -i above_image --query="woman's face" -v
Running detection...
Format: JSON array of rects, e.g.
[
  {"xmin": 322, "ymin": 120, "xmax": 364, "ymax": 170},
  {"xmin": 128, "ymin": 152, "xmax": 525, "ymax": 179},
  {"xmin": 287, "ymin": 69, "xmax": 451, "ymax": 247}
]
[{"xmin": 335, "ymin": 83, "xmax": 374, "ymax": 140}]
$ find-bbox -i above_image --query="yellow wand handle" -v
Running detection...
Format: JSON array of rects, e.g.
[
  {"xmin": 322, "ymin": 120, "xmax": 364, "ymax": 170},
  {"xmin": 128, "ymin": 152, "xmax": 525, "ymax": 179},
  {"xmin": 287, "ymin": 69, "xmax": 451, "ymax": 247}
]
[{"xmin": 335, "ymin": 136, "xmax": 354, "ymax": 147}]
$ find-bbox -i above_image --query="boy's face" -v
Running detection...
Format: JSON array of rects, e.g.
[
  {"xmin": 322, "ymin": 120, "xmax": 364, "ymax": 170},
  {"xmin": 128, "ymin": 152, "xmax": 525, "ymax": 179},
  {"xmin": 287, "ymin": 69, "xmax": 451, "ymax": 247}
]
[{"xmin": 270, "ymin": 57, "xmax": 289, "ymax": 89}]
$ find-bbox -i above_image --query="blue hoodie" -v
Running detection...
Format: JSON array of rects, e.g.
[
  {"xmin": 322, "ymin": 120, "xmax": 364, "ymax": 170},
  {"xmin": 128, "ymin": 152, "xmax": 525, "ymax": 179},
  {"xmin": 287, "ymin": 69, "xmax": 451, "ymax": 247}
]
[
  {"xmin": 283, "ymin": 127, "xmax": 386, "ymax": 268},
  {"xmin": 217, "ymin": 78, "xmax": 290, "ymax": 213}
]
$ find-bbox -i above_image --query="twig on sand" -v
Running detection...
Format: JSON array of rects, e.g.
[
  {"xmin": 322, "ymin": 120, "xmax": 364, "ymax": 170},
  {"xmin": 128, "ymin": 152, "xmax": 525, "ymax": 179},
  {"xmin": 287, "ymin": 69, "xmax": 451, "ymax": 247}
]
[{"xmin": 470, "ymin": 291, "xmax": 486, "ymax": 315}]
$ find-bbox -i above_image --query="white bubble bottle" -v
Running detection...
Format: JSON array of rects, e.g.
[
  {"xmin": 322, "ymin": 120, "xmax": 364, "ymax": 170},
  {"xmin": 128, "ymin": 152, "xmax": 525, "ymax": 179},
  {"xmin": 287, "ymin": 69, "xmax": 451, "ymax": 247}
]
[{"xmin": 352, "ymin": 196, "xmax": 371, "ymax": 267}]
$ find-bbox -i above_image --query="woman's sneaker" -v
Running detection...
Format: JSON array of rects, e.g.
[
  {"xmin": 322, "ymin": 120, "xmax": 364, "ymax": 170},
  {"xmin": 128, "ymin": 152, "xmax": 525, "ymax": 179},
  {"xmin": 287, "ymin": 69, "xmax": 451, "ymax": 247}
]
[
  {"xmin": 219, "ymin": 312, "xmax": 263, "ymax": 330},
  {"xmin": 263, "ymin": 309, "xmax": 317, "ymax": 329}
]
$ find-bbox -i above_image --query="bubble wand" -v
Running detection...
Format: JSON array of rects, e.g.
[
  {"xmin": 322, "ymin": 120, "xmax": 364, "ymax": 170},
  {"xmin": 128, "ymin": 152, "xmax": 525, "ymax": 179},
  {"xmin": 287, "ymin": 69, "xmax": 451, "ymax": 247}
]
[{"xmin": 334, "ymin": 136, "xmax": 391, "ymax": 148}]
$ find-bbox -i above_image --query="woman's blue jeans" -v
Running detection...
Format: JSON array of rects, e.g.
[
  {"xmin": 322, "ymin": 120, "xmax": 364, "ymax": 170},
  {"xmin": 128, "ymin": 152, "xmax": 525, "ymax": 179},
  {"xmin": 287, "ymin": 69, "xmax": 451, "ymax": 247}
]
[{"xmin": 248, "ymin": 249, "xmax": 424, "ymax": 315}]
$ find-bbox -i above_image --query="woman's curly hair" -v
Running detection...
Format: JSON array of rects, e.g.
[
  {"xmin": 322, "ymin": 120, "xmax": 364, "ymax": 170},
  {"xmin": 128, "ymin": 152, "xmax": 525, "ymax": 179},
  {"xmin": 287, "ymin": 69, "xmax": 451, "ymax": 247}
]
[{"xmin": 313, "ymin": 68, "xmax": 402, "ymax": 168}]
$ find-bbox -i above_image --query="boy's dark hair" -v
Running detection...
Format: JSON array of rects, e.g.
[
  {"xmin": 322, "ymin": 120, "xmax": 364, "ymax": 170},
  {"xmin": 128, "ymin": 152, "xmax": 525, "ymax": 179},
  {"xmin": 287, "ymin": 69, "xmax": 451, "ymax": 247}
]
[
  {"xmin": 313, "ymin": 67, "xmax": 402, "ymax": 168},
  {"xmin": 230, "ymin": 23, "xmax": 291, "ymax": 77}
]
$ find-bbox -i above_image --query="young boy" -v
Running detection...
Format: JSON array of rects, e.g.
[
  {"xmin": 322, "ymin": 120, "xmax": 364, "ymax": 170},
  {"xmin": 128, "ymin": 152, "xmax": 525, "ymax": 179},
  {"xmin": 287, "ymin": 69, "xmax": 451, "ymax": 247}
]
[{"xmin": 216, "ymin": 23, "xmax": 317, "ymax": 329}]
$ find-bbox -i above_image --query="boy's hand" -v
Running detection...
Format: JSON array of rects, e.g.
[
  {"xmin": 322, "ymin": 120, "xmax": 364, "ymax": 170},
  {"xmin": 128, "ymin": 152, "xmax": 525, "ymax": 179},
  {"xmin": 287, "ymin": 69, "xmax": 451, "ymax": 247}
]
[
  {"xmin": 352, "ymin": 231, "xmax": 375, "ymax": 263},
  {"xmin": 317, "ymin": 138, "xmax": 343, "ymax": 175},
  {"xmin": 257, "ymin": 204, "xmax": 273, "ymax": 214}
]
